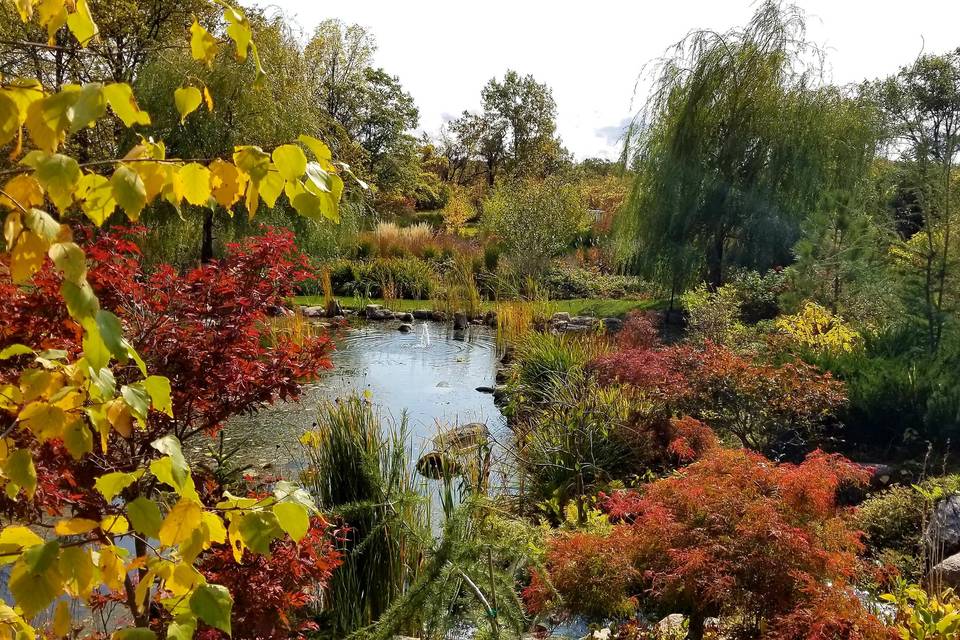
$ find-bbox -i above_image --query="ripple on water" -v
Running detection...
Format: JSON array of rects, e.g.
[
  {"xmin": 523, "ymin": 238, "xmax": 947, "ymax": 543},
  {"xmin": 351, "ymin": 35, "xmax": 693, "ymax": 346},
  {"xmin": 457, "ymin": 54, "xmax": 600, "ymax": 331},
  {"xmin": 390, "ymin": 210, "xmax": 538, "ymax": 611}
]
[{"xmin": 212, "ymin": 321, "xmax": 505, "ymax": 471}]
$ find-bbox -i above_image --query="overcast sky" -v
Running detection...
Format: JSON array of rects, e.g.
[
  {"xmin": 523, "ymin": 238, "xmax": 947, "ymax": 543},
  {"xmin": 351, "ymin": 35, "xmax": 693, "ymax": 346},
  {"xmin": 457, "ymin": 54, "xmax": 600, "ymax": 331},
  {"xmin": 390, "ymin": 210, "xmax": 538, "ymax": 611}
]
[{"xmin": 256, "ymin": 1, "xmax": 960, "ymax": 160}]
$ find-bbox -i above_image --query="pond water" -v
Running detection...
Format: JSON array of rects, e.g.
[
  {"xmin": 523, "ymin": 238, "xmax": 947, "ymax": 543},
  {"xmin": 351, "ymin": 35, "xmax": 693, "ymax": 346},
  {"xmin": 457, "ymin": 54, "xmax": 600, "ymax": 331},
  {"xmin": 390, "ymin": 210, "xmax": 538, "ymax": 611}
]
[{"xmin": 208, "ymin": 319, "xmax": 506, "ymax": 474}]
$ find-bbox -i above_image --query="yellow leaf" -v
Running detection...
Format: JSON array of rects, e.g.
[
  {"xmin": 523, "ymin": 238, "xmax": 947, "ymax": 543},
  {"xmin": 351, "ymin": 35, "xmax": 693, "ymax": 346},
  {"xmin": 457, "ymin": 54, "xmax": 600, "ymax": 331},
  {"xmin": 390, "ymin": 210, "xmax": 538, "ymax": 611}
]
[
  {"xmin": 223, "ymin": 6, "xmax": 252, "ymax": 62},
  {"xmin": 13, "ymin": 0, "xmax": 34, "ymax": 21},
  {"xmin": 100, "ymin": 514, "xmax": 129, "ymax": 535},
  {"xmin": 201, "ymin": 512, "xmax": 227, "ymax": 545},
  {"xmin": 0, "ymin": 174, "xmax": 44, "ymax": 211},
  {"xmin": 190, "ymin": 19, "xmax": 218, "ymax": 66},
  {"xmin": 37, "ymin": 0, "xmax": 67, "ymax": 45},
  {"xmin": 10, "ymin": 230, "xmax": 47, "ymax": 284},
  {"xmin": 59, "ymin": 546, "xmax": 95, "ymax": 596},
  {"xmin": 98, "ymin": 544, "xmax": 125, "ymax": 592},
  {"xmin": 297, "ymin": 134, "xmax": 334, "ymax": 170},
  {"xmin": 134, "ymin": 161, "xmax": 170, "ymax": 202},
  {"xmin": 174, "ymin": 87, "xmax": 202, "ymax": 123},
  {"xmin": 3, "ymin": 78, "xmax": 44, "ymax": 124},
  {"xmin": 203, "ymin": 86, "xmax": 214, "ymax": 112},
  {"xmin": 48, "ymin": 240, "xmax": 86, "ymax": 282},
  {"xmin": 3, "ymin": 211, "xmax": 22, "ymax": 248},
  {"xmin": 2, "ymin": 449, "xmax": 37, "ymax": 499},
  {"xmin": 103, "ymin": 83, "xmax": 150, "ymax": 127},
  {"xmin": 66, "ymin": 0, "xmax": 98, "ymax": 47},
  {"xmin": 53, "ymin": 598, "xmax": 71, "ymax": 637},
  {"xmin": 76, "ymin": 172, "xmax": 116, "ymax": 226},
  {"xmin": 209, "ymin": 159, "xmax": 246, "ymax": 208},
  {"xmin": 19, "ymin": 401, "xmax": 68, "ymax": 440},
  {"xmin": 111, "ymin": 164, "xmax": 147, "ymax": 220},
  {"xmin": 62, "ymin": 418, "xmax": 93, "ymax": 459},
  {"xmin": 259, "ymin": 169, "xmax": 283, "ymax": 208},
  {"xmin": 178, "ymin": 162, "xmax": 211, "ymax": 206},
  {"xmin": 54, "ymin": 517, "xmax": 98, "ymax": 536},
  {"xmin": 24, "ymin": 87, "xmax": 79, "ymax": 153},
  {"xmin": 106, "ymin": 398, "xmax": 133, "ymax": 438},
  {"xmin": 0, "ymin": 93, "xmax": 19, "ymax": 148},
  {"xmin": 0, "ymin": 525, "xmax": 43, "ymax": 562},
  {"xmin": 271, "ymin": 144, "xmax": 307, "ymax": 181},
  {"xmin": 158, "ymin": 499, "xmax": 202, "ymax": 548},
  {"xmin": 24, "ymin": 206, "xmax": 63, "ymax": 242}
]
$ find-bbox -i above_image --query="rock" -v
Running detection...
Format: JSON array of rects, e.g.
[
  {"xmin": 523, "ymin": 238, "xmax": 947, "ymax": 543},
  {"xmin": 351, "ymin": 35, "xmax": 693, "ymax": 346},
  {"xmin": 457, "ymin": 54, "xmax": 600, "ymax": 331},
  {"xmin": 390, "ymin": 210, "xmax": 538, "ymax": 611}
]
[
  {"xmin": 453, "ymin": 312, "xmax": 468, "ymax": 330},
  {"xmin": 413, "ymin": 309, "xmax": 433, "ymax": 320},
  {"xmin": 492, "ymin": 385, "xmax": 508, "ymax": 402},
  {"xmin": 397, "ymin": 323, "xmax": 413, "ymax": 333},
  {"xmin": 364, "ymin": 304, "xmax": 381, "ymax": 314},
  {"xmin": 365, "ymin": 305, "xmax": 394, "ymax": 321},
  {"xmin": 483, "ymin": 310, "xmax": 498, "ymax": 327},
  {"xmin": 601, "ymin": 317, "xmax": 623, "ymax": 333},
  {"xmin": 926, "ymin": 495, "xmax": 960, "ymax": 558},
  {"xmin": 430, "ymin": 310, "xmax": 447, "ymax": 321},
  {"xmin": 266, "ymin": 304, "xmax": 293, "ymax": 317},
  {"xmin": 434, "ymin": 423, "xmax": 489, "ymax": 452},
  {"xmin": 550, "ymin": 311, "xmax": 571, "ymax": 324},
  {"xmin": 300, "ymin": 305, "xmax": 326, "ymax": 318},
  {"xmin": 476, "ymin": 385, "xmax": 495, "ymax": 394},
  {"xmin": 655, "ymin": 614, "xmax": 686, "ymax": 635},
  {"xmin": 415, "ymin": 451, "xmax": 459, "ymax": 480},
  {"xmin": 931, "ymin": 552, "xmax": 960, "ymax": 589},
  {"xmin": 495, "ymin": 368, "xmax": 508, "ymax": 383},
  {"xmin": 394, "ymin": 312, "xmax": 414, "ymax": 322}
]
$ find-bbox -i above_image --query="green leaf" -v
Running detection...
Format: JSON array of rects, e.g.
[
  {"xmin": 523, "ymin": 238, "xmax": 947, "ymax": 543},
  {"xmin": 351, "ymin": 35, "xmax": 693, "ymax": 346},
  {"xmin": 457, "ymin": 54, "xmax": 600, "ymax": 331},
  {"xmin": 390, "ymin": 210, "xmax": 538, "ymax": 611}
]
[
  {"xmin": 238, "ymin": 511, "xmax": 284, "ymax": 555},
  {"xmin": 111, "ymin": 164, "xmax": 147, "ymax": 220},
  {"xmin": 271, "ymin": 145, "xmax": 307, "ymax": 181},
  {"xmin": 95, "ymin": 470, "xmax": 140, "ymax": 502},
  {"xmin": 9, "ymin": 541, "xmax": 60, "ymax": 618},
  {"xmin": 96, "ymin": 310, "xmax": 130, "ymax": 362},
  {"xmin": 190, "ymin": 584, "xmax": 232, "ymax": 636},
  {"xmin": 174, "ymin": 87, "xmax": 202, "ymax": 123},
  {"xmin": 3, "ymin": 449, "xmax": 37, "ymax": 499},
  {"xmin": 151, "ymin": 435, "xmax": 189, "ymax": 489},
  {"xmin": 233, "ymin": 146, "xmax": 270, "ymax": 183},
  {"xmin": 272, "ymin": 502, "xmax": 309, "ymax": 542},
  {"xmin": 144, "ymin": 375, "xmax": 173, "ymax": 417},
  {"xmin": 69, "ymin": 82, "xmax": 106, "ymax": 133},
  {"xmin": 121, "ymin": 383, "xmax": 150, "ymax": 423},
  {"xmin": 24, "ymin": 207, "xmax": 61, "ymax": 242},
  {"xmin": 48, "ymin": 241, "xmax": 86, "ymax": 283},
  {"xmin": 62, "ymin": 418, "xmax": 93, "ymax": 459},
  {"xmin": 21, "ymin": 151, "xmax": 80, "ymax": 211},
  {"xmin": 167, "ymin": 616, "xmax": 196, "ymax": 640},
  {"xmin": 103, "ymin": 83, "xmax": 150, "ymax": 127},
  {"xmin": 126, "ymin": 497, "xmax": 162, "ymax": 538},
  {"xmin": 62, "ymin": 279, "xmax": 100, "ymax": 320},
  {"xmin": 0, "ymin": 344, "xmax": 32, "ymax": 360}
]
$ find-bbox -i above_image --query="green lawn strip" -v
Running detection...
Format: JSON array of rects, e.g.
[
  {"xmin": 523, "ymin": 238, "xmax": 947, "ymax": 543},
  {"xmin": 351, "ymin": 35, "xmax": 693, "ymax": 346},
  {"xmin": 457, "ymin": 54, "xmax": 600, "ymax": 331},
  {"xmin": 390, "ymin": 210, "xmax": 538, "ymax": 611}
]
[{"xmin": 291, "ymin": 296, "xmax": 666, "ymax": 317}]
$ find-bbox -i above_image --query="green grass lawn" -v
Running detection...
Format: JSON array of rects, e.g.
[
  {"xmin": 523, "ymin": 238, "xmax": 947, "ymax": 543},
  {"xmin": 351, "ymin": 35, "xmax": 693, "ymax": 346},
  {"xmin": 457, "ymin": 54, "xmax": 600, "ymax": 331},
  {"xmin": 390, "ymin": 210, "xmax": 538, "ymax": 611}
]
[{"xmin": 292, "ymin": 295, "xmax": 665, "ymax": 318}]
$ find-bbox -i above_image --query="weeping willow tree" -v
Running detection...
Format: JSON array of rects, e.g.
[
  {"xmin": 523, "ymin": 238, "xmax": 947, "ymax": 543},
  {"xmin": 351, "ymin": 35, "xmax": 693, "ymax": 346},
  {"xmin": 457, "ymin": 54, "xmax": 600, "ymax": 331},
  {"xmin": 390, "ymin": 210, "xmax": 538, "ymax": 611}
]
[{"xmin": 617, "ymin": 1, "xmax": 879, "ymax": 295}]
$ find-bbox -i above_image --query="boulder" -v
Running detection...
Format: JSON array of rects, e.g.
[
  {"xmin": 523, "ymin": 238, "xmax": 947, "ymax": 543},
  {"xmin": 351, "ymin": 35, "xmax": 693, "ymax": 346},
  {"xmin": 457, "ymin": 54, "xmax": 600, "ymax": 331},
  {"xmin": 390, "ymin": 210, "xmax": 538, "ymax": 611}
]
[
  {"xmin": 300, "ymin": 305, "xmax": 326, "ymax": 318},
  {"xmin": 453, "ymin": 312, "xmax": 468, "ymax": 330},
  {"xmin": 365, "ymin": 305, "xmax": 394, "ymax": 321},
  {"xmin": 434, "ymin": 423, "xmax": 489, "ymax": 452},
  {"xmin": 430, "ymin": 310, "xmax": 447, "ymax": 321},
  {"xmin": 397, "ymin": 323, "xmax": 413, "ymax": 333},
  {"xmin": 931, "ymin": 552, "xmax": 960, "ymax": 589},
  {"xmin": 654, "ymin": 614, "xmax": 686, "ymax": 636},
  {"xmin": 394, "ymin": 312, "xmax": 414, "ymax": 322},
  {"xmin": 483, "ymin": 310, "xmax": 498, "ymax": 327},
  {"xmin": 476, "ymin": 385, "xmax": 495, "ymax": 394},
  {"xmin": 926, "ymin": 495, "xmax": 960, "ymax": 559},
  {"xmin": 550, "ymin": 311, "xmax": 572, "ymax": 324},
  {"xmin": 601, "ymin": 317, "xmax": 623, "ymax": 333},
  {"xmin": 266, "ymin": 304, "xmax": 293, "ymax": 317},
  {"xmin": 413, "ymin": 309, "xmax": 433, "ymax": 320}
]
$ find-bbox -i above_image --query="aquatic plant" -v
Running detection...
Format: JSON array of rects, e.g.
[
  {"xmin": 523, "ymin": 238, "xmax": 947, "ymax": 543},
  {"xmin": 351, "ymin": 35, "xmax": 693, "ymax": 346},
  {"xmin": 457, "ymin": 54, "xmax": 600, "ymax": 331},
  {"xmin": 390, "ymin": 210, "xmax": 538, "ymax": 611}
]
[{"xmin": 299, "ymin": 396, "xmax": 429, "ymax": 636}]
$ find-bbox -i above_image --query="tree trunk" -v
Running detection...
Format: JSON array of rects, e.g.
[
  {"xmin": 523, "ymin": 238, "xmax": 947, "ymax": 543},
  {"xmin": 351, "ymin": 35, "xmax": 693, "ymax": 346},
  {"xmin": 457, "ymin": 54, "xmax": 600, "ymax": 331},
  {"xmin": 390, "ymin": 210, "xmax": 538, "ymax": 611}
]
[
  {"xmin": 687, "ymin": 612, "xmax": 706, "ymax": 640},
  {"xmin": 201, "ymin": 209, "xmax": 214, "ymax": 264},
  {"xmin": 706, "ymin": 232, "xmax": 725, "ymax": 291}
]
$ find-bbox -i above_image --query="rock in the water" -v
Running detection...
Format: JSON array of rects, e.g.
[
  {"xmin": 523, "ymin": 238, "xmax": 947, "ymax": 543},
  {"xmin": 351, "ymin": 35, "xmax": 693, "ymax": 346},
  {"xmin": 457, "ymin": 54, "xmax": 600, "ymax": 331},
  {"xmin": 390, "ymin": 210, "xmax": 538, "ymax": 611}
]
[
  {"xmin": 453, "ymin": 312, "xmax": 468, "ymax": 330},
  {"xmin": 926, "ymin": 495, "xmax": 960, "ymax": 558},
  {"xmin": 416, "ymin": 451, "xmax": 459, "ymax": 479},
  {"xmin": 434, "ymin": 423, "xmax": 489, "ymax": 452},
  {"xmin": 430, "ymin": 310, "xmax": 447, "ymax": 321},
  {"xmin": 931, "ymin": 552, "xmax": 960, "ymax": 589},
  {"xmin": 394, "ymin": 312, "xmax": 414, "ymax": 322},
  {"xmin": 365, "ymin": 305, "xmax": 394, "ymax": 321},
  {"xmin": 492, "ymin": 385, "xmax": 508, "ymax": 402},
  {"xmin": 601, "ymin": 317, "xmax": 623, "ymax": 333},
  {"xmin": 300, "ymin": 305, "xmax": 326, "ymax": 318},
  {"xmin": 476, "ymin": 385, "xmax": 495, "ymax": 394},
  {"xmin": 483, "ymin": 310, "xmax": 498, "ymax": 327},
  {"xmin": 413, "ymin": 309, "xmax": 433, "ymax": 320},
  {"xmin": 397, "ymin": 323, "xmax": 413, "ymax": 333}
]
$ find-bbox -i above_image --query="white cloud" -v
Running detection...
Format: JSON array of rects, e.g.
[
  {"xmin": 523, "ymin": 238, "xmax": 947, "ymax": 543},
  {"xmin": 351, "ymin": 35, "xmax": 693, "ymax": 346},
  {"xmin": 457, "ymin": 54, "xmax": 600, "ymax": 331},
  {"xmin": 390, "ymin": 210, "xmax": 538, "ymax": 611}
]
[{"xmin": 255, "ymin": 0, "xmax": 960, "ymax": 160}]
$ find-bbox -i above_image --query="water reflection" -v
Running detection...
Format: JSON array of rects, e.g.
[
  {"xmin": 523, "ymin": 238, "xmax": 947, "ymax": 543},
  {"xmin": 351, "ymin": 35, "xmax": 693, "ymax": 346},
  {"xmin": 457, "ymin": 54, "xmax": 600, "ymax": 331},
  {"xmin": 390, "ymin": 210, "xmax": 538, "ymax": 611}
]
[{"xmin": 210, "ymin": 320, "xmax": 505, "ymax": 471}]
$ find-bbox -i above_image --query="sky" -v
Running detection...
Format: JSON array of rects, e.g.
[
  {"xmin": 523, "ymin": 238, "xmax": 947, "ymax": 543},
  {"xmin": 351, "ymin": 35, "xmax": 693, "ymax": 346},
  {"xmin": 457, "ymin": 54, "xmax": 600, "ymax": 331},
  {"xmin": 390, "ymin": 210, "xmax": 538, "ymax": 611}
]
[{"xmin": 256, "ymin": 1, "xmax": 960, "ymax": 161}]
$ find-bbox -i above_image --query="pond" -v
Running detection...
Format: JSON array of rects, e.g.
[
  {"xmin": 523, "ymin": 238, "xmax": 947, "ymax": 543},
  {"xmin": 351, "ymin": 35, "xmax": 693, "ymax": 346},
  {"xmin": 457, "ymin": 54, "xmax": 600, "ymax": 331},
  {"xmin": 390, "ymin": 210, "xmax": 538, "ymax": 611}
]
[{"xmin": 207, "ymin": 319, "xmax": 506, "ymax": 475}]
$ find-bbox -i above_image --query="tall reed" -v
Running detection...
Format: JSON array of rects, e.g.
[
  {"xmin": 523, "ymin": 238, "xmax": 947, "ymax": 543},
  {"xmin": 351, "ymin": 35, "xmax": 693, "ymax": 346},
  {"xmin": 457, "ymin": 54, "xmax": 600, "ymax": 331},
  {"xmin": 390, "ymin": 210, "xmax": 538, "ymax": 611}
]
[
  {"xmin": 299, "ymin": 396, "xmax": 429, "ymax": 636},
  {"xmin": 433, "ymin": 256, "xmax": 482, "ymax": 318}
]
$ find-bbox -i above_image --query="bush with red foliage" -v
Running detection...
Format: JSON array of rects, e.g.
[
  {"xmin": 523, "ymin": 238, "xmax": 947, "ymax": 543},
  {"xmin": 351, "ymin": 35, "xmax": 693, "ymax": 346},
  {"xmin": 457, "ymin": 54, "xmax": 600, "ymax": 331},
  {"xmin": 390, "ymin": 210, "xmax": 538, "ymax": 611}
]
[
  {"xmin": 532, "ymin": 448, "xmax": 887, "ymax": 640},
  {"xmin": 611, "ymin": 413, "xmax": 718, "ymax": 473},
  {"xmin": 194, "ymin": 517, "xmax": 343, "ymax": 640},
  {"xmin": 617, "ymin": 311, "xmax": 661, "ymax": 350},
  {"xmin": 0, "ymin": 227, "xmax": 332, "ymax": 513},
  {"xmin": 524, "ymin": 528, "xmax": 641, "ymax": 620}
]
